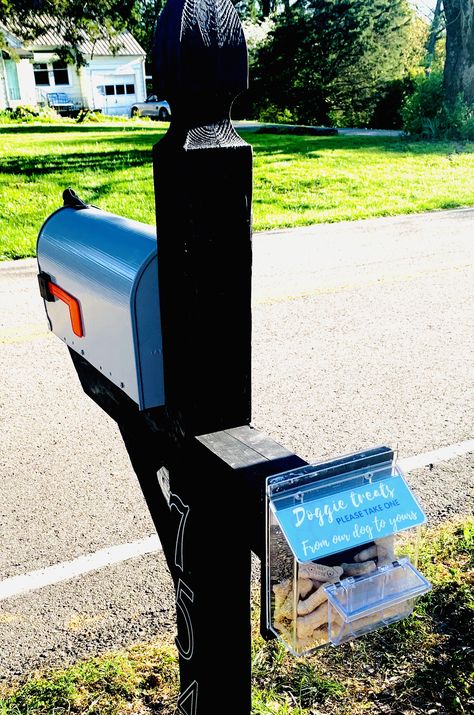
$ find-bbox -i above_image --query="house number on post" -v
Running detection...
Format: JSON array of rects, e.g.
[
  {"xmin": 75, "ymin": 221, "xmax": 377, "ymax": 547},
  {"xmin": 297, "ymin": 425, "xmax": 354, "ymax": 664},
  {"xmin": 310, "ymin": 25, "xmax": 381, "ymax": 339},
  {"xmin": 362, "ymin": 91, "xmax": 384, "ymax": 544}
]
[
  {"xmin": 171, "ymin": 494, "xmax": 194, "ymax": 660},
  {"xmin": 172, "ymin": 498, "xmax": 198, "ymax": 713}
]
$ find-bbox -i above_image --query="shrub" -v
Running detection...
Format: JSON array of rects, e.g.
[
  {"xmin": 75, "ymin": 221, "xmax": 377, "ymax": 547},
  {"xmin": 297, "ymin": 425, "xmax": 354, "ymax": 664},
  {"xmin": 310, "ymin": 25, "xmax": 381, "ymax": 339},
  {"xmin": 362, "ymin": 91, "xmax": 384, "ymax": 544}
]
[
  {"xmin": 258, "ymin": 103, "xmax": 295, "ymax": 124},
  {"xmin": 401, "ymin": 71, "xmax": 444, "ymax": 136},
  {"xmin": 327, "ymin": 107, "xmax": 371, "ymax": 129},
  {"xmin": 0, "ymin": 104, "xmax": 61, "ymax": 123},
  {"xmin": 401, "ymin": 70, "xmax": 474, "ymax": 139},
  {"xmin": 76, "ymin": 109, "xmax": 147, "ymax": 124},
  {"xmin": 460, "ymin": 114, "xmax": 474, "ymax": 140}
]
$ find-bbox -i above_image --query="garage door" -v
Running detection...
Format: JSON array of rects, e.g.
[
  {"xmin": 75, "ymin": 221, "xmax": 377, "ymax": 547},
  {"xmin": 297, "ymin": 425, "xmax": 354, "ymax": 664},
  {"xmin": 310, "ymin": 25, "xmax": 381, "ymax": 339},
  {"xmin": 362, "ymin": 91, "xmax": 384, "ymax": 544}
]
[{"xmin": 94, "ymin": 74, "xmax": 137, "ymax": 116}]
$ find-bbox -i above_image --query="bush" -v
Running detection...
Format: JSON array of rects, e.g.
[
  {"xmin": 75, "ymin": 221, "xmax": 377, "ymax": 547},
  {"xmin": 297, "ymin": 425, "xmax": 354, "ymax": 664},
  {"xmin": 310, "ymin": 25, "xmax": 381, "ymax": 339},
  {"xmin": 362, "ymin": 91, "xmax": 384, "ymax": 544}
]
[
  {"xmin": 327, "ymin": 107, "xmax": 371, "ymax": 129},
  {"xmin": 401, "ymin": 71, "xmax": 444, "ymax": 135},
  {"xmin": 0, "ymin": 104, "xmax": 61, "ymax": 123},
  {"xmin": 460, "ymin": 114, "xmax": 474, "ymax": 140},
  {"xmin": 257, "ymin": 104, "xmax": 295, "ymax": 124},
  {"xmin": 76, "ymin": 109, "xmax": 147, "ymax": 124},
  {"xmin": 401, "ymin": 70, "xmax": 474, "ymax": 139}
]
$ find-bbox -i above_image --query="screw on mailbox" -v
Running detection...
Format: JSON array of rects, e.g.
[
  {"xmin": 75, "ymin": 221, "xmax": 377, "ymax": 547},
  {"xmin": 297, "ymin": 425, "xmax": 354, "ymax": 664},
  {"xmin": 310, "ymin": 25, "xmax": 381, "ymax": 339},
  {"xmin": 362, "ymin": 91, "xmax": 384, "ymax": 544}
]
[{"xmin": 36, "ymin": 0, "xmax": 432, "ymax": 711}]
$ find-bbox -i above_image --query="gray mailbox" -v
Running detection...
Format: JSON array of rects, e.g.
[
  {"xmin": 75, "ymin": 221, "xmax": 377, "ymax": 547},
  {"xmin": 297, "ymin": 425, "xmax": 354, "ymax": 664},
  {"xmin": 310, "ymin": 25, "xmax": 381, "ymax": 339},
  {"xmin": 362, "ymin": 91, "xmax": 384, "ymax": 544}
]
[{"xmin": 37, "ymin": 190, "xmax": 164, "ymax": 410}]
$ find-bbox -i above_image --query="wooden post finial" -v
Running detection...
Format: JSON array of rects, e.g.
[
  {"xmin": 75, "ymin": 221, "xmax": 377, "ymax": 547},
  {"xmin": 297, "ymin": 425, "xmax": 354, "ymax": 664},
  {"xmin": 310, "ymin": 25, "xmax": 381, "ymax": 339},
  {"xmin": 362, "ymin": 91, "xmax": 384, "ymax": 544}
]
[{"xmin": 152, "ymin": 0, "xmax": 248, "ymax": 134}]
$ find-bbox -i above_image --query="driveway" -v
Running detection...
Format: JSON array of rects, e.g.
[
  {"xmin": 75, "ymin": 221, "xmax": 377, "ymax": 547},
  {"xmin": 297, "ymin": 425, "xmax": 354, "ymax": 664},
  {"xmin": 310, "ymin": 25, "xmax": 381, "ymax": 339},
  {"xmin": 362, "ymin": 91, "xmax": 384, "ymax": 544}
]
[{"xmin": 234, "ymin": 120, "xmax": 403, "ymax": 136}]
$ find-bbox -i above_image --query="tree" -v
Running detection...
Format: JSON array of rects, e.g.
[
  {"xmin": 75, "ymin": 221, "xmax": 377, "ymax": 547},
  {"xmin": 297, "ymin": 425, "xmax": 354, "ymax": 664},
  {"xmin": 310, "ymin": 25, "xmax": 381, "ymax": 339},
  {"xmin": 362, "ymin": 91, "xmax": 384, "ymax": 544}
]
[
  {"xmin": 0, "ymin": 0, "xmax": 140, "ymax": 66},
  {"xmin": 247, "ymin": 0, "xmax": 418, "ymax": 126},
  {"xmin": 443, "ymin": 0, "xmax": 474, "ymax": 105},
  {"xmin": 234, "ymin": 0, "xmax": 280, "ymax": 21},
  {"xmin": 126, "ymin": 0, "xmax": 164, "ymax": 68},
  {"xmin": 425, "ymin": 0, "xmax": 444, "ymax": 70}
]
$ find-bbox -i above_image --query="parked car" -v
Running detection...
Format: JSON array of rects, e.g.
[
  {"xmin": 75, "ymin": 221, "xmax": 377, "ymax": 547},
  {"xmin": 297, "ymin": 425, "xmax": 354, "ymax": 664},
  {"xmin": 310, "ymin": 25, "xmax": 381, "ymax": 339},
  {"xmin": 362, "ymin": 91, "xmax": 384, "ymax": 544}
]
[{"xmin": 130, "ymin": 96, "xmax": 171, "ymax": 120}]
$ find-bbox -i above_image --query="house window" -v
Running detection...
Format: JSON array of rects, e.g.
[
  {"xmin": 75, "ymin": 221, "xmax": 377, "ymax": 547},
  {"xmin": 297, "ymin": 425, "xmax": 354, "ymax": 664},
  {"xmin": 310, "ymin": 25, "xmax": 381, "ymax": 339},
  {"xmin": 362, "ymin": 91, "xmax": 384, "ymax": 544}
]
[
  {"xmin": 33, "ymin": 61, "xmax": 70, "ymax": 86},
  {"xmin": 52, "ymin": 61, "xmax": 69, "ymax": 85},
  {"xmin": 126, "ymin": 84, "xmax": 135, "ymax": 94},
  {"xmin": 33, "ymin": 63, "xmax": 50, "ymax": 86}
]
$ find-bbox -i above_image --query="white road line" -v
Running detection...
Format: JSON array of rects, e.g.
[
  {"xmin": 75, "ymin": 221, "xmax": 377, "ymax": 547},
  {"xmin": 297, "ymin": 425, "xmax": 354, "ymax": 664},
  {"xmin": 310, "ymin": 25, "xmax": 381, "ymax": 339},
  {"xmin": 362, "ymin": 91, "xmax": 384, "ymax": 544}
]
[
  {"xmin": 0, "ymin": 439, "xmax": 472, "ymax": 602},
  {"xmin": 0, "ymin": 534, "xmax": 162, "ymax": 601},
  {"xmin": 399, "ymin": 439, "xmax": 474, "ymax": 473}
]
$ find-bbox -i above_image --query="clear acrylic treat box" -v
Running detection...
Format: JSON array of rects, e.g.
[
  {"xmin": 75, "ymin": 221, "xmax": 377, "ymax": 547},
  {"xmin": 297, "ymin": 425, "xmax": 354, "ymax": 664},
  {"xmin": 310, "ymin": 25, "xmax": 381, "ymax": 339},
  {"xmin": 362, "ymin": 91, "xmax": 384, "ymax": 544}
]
[{"xmin": 265, "ymin": 446, "xmax": 432, "ymax": 656}]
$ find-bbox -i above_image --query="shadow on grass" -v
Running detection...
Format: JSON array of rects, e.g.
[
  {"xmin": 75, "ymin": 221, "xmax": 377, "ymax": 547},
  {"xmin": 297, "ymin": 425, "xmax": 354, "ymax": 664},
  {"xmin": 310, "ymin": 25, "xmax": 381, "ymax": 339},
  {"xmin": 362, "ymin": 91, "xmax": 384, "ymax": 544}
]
[
  {"xmin": 0, "ymin": 149, "xmax": 153, "ymax": 176},
  {"xmin": 249, "ymin": 133, "xmax": 474, "ymax": 159}
]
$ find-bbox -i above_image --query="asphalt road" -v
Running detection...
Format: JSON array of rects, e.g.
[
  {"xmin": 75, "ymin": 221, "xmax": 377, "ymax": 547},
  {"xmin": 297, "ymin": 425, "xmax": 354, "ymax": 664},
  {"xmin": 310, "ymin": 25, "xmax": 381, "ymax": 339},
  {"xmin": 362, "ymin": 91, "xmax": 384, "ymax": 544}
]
[{"xmin": 0, "ymin": 208, "xmax": 473, "ymax": 680}]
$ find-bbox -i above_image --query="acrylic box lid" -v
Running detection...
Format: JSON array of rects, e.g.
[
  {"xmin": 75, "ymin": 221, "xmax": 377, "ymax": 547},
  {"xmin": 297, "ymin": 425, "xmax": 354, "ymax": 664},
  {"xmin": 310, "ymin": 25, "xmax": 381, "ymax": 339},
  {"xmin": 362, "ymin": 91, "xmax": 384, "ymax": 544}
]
[{"xmin": 267, "ymin": 447, "xmax": 427, "ymax": 563}]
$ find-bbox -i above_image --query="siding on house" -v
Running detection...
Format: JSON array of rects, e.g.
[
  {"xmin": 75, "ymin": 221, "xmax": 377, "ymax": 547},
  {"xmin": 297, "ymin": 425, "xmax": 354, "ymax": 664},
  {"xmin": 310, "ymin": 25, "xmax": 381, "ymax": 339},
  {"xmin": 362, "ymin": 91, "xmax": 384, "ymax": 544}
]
[
  {"xmin": 0, "ymin": 26, "xmax": 34, "ymax": 108},
  {"xmin": 32, "ymin": 52, "xmax": 84, "ymax": 107},
  {"xmin": 84, "ymin": 55, "xmax": 146, "ymax": 115},
  {"xmin": 31, "ymin": 52, "xmax": 146, "ymax": 115},
  {"xmin": 0, "ymin": 22, "xmax": 146, "ymax": 114}
]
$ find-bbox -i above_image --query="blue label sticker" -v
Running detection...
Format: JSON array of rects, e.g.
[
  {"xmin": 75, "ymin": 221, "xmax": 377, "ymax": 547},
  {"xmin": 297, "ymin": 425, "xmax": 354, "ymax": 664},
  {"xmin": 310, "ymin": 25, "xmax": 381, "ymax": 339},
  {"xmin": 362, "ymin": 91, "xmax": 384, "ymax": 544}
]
[{"xmin": 272, "ymin": 473, "xmax": 426, "ymax": 562}]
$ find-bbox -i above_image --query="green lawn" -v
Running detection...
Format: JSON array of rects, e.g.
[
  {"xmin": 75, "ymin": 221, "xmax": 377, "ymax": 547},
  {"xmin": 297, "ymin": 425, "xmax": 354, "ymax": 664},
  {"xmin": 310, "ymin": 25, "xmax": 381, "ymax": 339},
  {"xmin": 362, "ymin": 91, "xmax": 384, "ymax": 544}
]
[{"xmin": 1, "ymin": 122, "xmax": 474, "ymax": 260}]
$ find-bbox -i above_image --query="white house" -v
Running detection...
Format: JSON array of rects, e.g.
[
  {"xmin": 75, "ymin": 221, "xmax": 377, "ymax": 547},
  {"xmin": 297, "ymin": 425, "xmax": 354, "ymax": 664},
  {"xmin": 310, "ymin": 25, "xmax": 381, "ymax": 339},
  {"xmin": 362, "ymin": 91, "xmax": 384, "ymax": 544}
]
[{"xmin": 0, "ymin": 18, "xmax": 147, "ymax": 116}]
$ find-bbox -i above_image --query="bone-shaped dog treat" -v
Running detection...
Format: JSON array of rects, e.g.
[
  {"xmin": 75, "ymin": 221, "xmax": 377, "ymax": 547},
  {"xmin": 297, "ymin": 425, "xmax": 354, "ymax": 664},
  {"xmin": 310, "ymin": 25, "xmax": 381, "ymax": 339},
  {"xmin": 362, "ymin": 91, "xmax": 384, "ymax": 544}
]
[
  {"xmin": 341, "ymin": 560, "xmax": 376, "ymax": 576},
  {"xmin": 353, "ymin": 544, "xmax": 377, "ymax": 562},
  {"xmin": 354, "ymin": 535, "xmax": 397, "ymax": 567},
  {"xmin": 298, "ymin": 626, "xmax": 328, "ymax": 651},
  {"xmin": 311, "ymin": 625, "xmax": 329, "ymax": 643},
  {"xmin": 297, "ymin": 583, "xmax": 327, "ymax": 616},
  {"xmin": 297, "ymin": 576, "xmax": 341, "ymax": 616},
  {"xmin": 298, "ymin": 577, "xmax": 313, "ymax": 599},
  {"xmin": 273, "ymin": 578, "xmax": 292, "ymax": 610},
  {"xmin": 375, "ymin": 535, "xmax": 396, "ymax": 566},
  {"xmin": 275, "ymin": 590, "xmax": 295, "ymax": 622},
  {"xmin": 299, "ymin": 563, "xmax": 343, "ymax": 581},
  {"xmin": 344, "ymin": 602, "xmax": 402, "ymax": 634},
  {"xmin": 297, "ymin": 602, "xmax": 328, "ymax": 638},
  {"xmin": 275, "ymin": 620, "xmax": 298, "ymax": 649}
]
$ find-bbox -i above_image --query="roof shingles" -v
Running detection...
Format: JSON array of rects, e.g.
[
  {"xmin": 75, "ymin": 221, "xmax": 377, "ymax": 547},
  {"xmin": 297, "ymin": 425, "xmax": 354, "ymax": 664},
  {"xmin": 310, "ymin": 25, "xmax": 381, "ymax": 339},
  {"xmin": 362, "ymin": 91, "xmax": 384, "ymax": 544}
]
[{"xmin": 1, "ymin": 16, "xmax": 145, "ymax": 56}]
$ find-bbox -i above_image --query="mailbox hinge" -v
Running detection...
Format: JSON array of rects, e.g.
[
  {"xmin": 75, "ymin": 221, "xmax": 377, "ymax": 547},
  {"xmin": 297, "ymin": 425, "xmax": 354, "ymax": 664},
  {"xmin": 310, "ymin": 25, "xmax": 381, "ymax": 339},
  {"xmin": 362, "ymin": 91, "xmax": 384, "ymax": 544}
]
[{"xmin": 38, "ymin": 271, "xmax": 54, "ymax": 301}]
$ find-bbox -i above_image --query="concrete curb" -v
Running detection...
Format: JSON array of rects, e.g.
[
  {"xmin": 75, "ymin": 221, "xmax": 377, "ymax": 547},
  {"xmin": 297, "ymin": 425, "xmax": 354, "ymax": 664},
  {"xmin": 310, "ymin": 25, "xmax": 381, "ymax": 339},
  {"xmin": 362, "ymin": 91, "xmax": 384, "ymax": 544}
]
[{"xmin": 0, "ymin": 258, "xmax": 37, "ymax": 275}]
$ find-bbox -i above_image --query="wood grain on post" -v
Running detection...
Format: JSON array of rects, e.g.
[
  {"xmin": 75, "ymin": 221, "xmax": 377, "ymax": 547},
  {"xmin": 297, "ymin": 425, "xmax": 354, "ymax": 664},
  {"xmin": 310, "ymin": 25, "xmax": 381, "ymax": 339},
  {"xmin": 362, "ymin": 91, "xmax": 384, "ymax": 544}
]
[{"xmin": 152, "ymin": 0, "xmax": 253, "ymax": 439}]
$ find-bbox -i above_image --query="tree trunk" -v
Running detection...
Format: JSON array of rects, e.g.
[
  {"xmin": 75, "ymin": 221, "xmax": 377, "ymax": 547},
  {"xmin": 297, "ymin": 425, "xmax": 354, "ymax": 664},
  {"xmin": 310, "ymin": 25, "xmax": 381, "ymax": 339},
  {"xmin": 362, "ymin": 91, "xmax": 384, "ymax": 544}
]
[
  {"xmin": 443, "ymin": 0, "xmax": 474, "ymax": 105},
  {"xmin": 426, "ymin": 0, "xmax": 443, "ymax": 70},
  {"xmin": 261, "ymin": 0, "xmax": 271, "ymax": 17}
]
